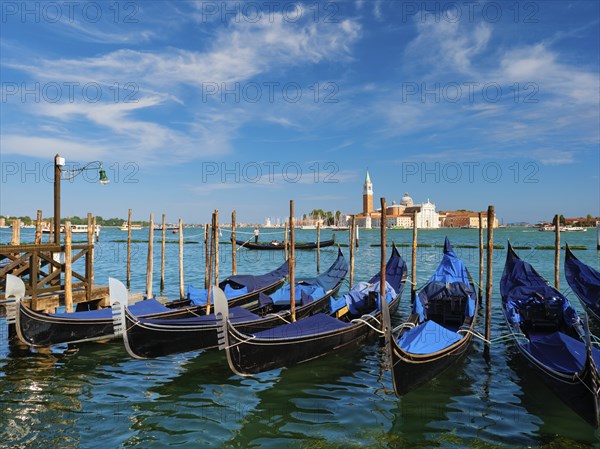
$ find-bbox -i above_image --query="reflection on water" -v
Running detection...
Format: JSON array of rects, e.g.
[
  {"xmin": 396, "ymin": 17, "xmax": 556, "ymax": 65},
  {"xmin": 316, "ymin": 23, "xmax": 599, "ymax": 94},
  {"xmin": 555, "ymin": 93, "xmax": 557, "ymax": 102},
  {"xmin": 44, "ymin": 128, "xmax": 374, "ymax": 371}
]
[{"xmin": 1, "ymin": 227, "xmax": 599, "ymax": 447}]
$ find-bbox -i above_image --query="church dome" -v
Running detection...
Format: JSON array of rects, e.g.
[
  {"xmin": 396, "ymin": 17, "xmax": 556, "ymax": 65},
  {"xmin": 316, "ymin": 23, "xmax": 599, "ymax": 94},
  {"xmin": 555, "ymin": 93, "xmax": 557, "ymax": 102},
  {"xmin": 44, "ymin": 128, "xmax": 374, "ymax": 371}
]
[{"xmin": 400, "ymin": 192, "xmax": 413, "ymax": 206}]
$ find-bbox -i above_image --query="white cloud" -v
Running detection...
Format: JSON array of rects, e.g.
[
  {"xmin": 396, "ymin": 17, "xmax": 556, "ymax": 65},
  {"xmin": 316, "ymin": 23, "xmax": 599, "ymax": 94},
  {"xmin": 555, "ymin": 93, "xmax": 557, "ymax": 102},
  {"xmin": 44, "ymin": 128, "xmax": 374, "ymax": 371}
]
[
  {"xmin": 3, "ymin": 10, "xmax": 362, "ymax": 164},
  {"xmin": 405, "ymin": 20, "xmax": 491, "ymax": 75}
]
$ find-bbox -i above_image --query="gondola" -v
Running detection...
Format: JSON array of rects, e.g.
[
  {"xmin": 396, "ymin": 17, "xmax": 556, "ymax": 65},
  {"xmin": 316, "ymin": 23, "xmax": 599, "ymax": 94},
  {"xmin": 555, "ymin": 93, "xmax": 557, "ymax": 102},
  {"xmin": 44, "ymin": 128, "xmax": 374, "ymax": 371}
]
[
  {"xmin": 565, "ymin": 244, "xmax": 600, "ymax": 323},
  {"xmin": 120, "ymin": 249, "xmax": 348, "ymax": 358},
  {"xmin": 387, "ymin": 237, "xmax": 478, "ymax": 396},
  {"xmin": 216, "ymin": 245, "xmax": 407, "ymax": 376},
  {"xmin": 500, "ymin": 242, "xmax": 600, "ymax": 428},
  {"xmin": 236, "ymin": 236, "xmax": 335, "ymax": 250},
  {"xmin": 14, "ymin": 262, "xmax": 288, "ymax": 347}
]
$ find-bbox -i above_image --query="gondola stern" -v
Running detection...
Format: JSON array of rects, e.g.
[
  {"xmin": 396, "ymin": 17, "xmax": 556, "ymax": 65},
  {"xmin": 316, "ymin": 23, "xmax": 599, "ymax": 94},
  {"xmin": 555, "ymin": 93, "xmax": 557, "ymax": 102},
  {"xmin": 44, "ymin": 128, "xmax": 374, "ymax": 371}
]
[
  {"xmin": 108, "ymin": 277, "xmax": 128, "ymax": 339},
  {"xmin": 583, "ymin": 314, "xmax": 600, "ymax": 428},
  {"xmin": 6, "ymin": 274, "xmax": 31, "ymax": 346},
  {"xmin": 214, "ymin": 286, "xmax": 255, "ymax": 377}
]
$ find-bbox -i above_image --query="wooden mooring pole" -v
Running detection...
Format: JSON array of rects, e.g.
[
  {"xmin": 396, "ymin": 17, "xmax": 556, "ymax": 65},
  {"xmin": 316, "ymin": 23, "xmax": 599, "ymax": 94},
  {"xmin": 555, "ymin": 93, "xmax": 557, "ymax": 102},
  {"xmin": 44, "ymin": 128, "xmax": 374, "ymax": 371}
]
[
  {"xmin": 478, "ymin": 212, "xmax": 484, "ymax": 303},
  {"xmin": 204, "ymin": 224, "xmax": 209, "ymax": 289},
  {"xmin": 146, "ymin": 213, "xmax": 154, "ymax": 299},
  {"xmin": 126, "ymin": 208, "xmax": 132, "ymax": 289},
  {"xmin": 484, "ymin": 205, "xmax": 495, "ymax": 352},
  {"xmin": 289, "ymin": 200, "xmax": 296, "ymax": 322},
  {"xmin": 316, "ymin": 220, "xmax": 321, "ymax": 274},
  {"xmin": 411, "ymin": 211, "xmax": 418, "ymax": 301},
  {"xmin": 87, "ymin": 213, "xmax": 95, "ymax": 293},
  {"xmin": 231, "ymin": 211, "xmax": 237, "ymax": 275},
  {"xmin": 64, "ymin": 221, "xmax": 73, "ymax": 312},
  {"xmin": 284, "ymin": 221, "xmax": 289, "ymax": 261},
  {"xmin": 179, "ymin": 218, "xmax": 185, "ymax": 300},
  {"xmin": 349, "ymin": 215, "xmax": 356, "ymax": 288},
  {"xmin": 34, "ymin": 210, "xmax": 43, "ymax": 245},
  {"xmin": 206, "ymin": 212, "xmax": 215, "ymax": 315},
  {"xmin": 214, "ymin": 210, "xmax": 219, "ymax": 287},
  {"xmin": 554, "ymin": 214, "xmax": 560, "ymax": 289},
  {"xmin": 160, "ymin": 214, "xmax": 166, "ymax": 293},
  {"xmin": 380, "ymin": 198, "xmax": 387, "ymax": 302},
  {"xmin": 10, "ymin": 219, "xmax": 20, "ymax": 245}
]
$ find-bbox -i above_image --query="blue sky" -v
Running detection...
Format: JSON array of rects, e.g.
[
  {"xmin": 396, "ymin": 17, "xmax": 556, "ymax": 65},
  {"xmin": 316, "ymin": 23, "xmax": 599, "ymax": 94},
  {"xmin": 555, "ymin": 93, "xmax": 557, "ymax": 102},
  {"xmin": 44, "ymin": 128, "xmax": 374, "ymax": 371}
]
[{"xmin": 1, "ymin": 1, "xmax": 598, "ymax": 224}]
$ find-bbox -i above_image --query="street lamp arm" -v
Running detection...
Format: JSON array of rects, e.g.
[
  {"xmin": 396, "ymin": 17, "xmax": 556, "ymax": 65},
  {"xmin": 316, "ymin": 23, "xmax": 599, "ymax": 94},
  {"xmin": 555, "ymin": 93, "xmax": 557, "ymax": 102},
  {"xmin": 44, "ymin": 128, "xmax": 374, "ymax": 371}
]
[{"xmin": 60, "ymin": 161, "xmax": 108, "ymax": 182}]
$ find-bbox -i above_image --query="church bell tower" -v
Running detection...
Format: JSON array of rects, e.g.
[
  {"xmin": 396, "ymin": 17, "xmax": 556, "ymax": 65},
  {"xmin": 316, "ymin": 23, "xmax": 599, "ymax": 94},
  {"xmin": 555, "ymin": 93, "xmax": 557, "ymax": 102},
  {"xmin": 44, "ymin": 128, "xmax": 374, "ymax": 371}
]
[{"xmin": 363, "ymin": 169, "xmax": 373, "ymax": 214}]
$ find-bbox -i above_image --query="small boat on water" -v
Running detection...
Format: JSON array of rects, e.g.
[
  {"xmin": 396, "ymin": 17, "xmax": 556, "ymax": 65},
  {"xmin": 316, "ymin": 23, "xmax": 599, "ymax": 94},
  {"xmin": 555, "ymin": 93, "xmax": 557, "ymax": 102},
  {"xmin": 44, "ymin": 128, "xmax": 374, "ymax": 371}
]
[
  {"xmin": 42, "ymin": 224, "xmax": 95, "ymax": 234},
  {"xmin": 236, "ymin": 236, "xmax": 335, "ymax": 250},
  {"xmin": 385, "ymin": 238, "xmax": 478, "ymax": 396},
  {"xmin": 217, "ymin": 245, "xmax": 407, "ymax": 376},
  {"xmin": 565, "ymin": 244, "xmax": 600, "ymax": 323},
  {"xmin": 538, "ymin": 226, "xmax": 587, "ymax": 232},
  {"xmin": 119, "ymin": 222, "xmax": 143, "ymax": 231},
  {"xmin": 12, "ymin": 262, "xmax": 288, "ymax": 347},
  {"xmin": 500, "ymin": 243, "xmax": 600, "ymax": 427},
  {"xmin": 120, "ymin": 249, "xmax": 348, "ymax": 358}
]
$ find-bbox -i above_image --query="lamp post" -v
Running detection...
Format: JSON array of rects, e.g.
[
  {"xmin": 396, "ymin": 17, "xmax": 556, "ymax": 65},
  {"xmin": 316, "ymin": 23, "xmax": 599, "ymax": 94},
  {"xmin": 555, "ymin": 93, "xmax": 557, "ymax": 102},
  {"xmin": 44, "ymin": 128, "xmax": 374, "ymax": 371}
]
[{"xmin": 53, "ymin": 153, "xmax": 109, "ymax": 244}]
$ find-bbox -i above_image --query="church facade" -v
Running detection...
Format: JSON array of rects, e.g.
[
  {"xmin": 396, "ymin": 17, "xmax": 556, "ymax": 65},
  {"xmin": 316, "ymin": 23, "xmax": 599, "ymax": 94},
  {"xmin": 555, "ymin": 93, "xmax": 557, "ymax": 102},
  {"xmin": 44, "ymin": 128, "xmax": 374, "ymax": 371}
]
[{"xmin": 353, "ymin": 170, "xmax": 440, "ymax": 229}]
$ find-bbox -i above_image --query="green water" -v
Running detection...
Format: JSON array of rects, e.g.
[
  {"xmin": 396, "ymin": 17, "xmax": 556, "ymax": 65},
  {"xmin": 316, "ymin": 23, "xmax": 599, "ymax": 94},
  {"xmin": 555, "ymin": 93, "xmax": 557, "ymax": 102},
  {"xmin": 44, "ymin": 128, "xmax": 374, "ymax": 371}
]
[{"xmin": 1, "ymin": 226, "xmax": 599, "ymax": 448}]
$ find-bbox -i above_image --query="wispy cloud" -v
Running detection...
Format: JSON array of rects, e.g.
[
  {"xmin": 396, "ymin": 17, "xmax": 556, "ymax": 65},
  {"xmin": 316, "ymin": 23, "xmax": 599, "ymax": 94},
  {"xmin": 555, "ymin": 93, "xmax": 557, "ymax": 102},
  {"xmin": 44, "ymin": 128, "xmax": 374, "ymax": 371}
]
[
  {"xmin": 405, "ymin": 20, "xmax": 491, "ymax": 75},
  {"xmin": 3, "ymin": 9, "xmax": 362, "ymax": 164}
]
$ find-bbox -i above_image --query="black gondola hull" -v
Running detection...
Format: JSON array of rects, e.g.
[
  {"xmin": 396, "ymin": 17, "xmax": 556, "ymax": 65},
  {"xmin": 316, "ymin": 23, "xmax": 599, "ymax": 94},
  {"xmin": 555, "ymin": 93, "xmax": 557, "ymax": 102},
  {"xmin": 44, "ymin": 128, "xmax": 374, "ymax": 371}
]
[
  {"xmin": 224, "ymin": 296, "xmax": 401, "ymax": 375},
  {"xmin": 123, "ymin": 285, "xmax": 341, "ymax": 358},
  {"xmin": 517, "ymin": 342, "xmax": 600, "ymax": 428},
  {"xmin": 236, "ymin": 238, "xmax": 335, "ymax": 250},
  {"xmin": 16, "ymin": 278, "xmax": 285, "ymax": 347},
  {"xmin": 390, "ymin": 334, "xmax": 472, "ymax": 396}
]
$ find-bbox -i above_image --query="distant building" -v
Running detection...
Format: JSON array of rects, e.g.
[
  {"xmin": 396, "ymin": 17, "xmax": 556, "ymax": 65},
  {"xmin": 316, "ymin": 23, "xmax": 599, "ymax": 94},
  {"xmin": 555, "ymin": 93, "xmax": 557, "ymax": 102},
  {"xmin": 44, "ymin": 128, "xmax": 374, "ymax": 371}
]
[
  {"xmin": 353, "ymin": 170, "xmax": 439, "ymax": 229},
  {"xmin": 441, "ymin": 211, "xmax": 498, "ymax": 228}
]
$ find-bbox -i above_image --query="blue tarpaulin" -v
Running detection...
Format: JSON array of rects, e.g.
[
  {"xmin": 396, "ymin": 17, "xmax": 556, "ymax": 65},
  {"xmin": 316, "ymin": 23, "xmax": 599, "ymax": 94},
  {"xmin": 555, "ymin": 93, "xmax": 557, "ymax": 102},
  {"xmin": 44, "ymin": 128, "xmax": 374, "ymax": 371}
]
[
  {"xmin": 413, "ymin": 238, "xmax": 477, "ymax": 322},
  {"xmin": 525, "ymin": 331, "xmax": 600, "ymax": 373},
  {"xmin": 341, "ymin": 281, "xmax": 396, "ymax": 315},
  {"xmin": 188, "ymin": 284, "xmax": 249, "ymax": 306},
  {"xmin": 397, "ymin": 320, "xmax": 464, "ymax": 354},
  {"xmin": 252, "ymin": 313, "xmax": 351, "ymax": 339},
  {"xmin": 501, "ymin": 244, "xmax": 579, "ymax": 328},
  {"xmin": 269, "ymin": 284, "xmax": 326, "ymax": 306},
  {"xmin": 139, "ymin": 306, "xmax": 260, "ymax": 326},
  {"xmin": 260, "ymin": 251, "xmax": 348, "ymax": 308},
  {"xmin": 220, "ymin": 261, "xmax": 289, "ymax": 293},
  {"xmin": 52, "ymin": 298, "xmax": 170, "ymax": 319},
  {"xmin": 565, "ymin": 246, "xmax": 600, "ymax": 314}
]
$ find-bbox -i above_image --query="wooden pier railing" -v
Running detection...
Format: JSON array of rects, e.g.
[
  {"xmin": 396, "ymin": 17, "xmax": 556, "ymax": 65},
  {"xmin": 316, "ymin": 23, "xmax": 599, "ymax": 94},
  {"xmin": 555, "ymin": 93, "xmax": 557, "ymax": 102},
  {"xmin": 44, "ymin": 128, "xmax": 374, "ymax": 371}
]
[{"xmin": 0, "ymin": 228, "xmax": 95, "ymax": 312}]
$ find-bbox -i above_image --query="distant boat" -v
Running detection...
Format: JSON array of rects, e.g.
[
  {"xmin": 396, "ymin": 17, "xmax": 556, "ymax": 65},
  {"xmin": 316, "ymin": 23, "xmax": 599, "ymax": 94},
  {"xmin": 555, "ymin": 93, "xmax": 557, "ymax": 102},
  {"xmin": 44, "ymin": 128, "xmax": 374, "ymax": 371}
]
[
  {"xmin": 154, "ymin": 224, "xmax": 179, "ymax": 231},
  {"xmin": 539, "ymin": 226, "xmax": 587, "ymax": 232},
  {"xmin": 236, "ymin": 235, "xmax": 335, "ymax": 250},
  {"xmin": 120, "ymin": 222, "xmax": 143, "ymax": 231},
  {"xmin": 42, "ymin": 224, "xmax": 95, "ymax": 234}
]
